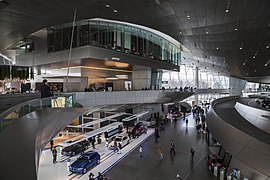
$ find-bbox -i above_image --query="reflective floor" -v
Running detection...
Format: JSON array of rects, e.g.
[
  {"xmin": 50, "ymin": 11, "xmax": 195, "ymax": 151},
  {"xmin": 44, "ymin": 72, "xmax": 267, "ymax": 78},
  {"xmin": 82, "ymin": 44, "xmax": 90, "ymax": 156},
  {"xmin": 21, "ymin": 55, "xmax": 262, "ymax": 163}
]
[{"xmin": 105, "ymin": 114, "xmax": 219, "ymax": 180}]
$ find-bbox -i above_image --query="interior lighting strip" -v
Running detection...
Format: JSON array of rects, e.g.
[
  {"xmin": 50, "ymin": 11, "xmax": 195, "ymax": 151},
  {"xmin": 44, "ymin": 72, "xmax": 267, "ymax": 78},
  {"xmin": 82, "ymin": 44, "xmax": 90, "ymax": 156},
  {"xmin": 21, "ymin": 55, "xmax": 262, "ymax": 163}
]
[{"xmin": 61, "ymin": 66, "xmax": 132, "ymax": 73}]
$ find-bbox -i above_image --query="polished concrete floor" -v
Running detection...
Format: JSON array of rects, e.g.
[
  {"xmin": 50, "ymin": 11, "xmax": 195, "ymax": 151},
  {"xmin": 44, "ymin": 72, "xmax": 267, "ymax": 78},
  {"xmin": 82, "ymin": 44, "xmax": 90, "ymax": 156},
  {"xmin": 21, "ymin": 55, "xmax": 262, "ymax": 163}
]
[{"xmin": 105, "ymin": 114, "xmax": 219, "ymax": 180}]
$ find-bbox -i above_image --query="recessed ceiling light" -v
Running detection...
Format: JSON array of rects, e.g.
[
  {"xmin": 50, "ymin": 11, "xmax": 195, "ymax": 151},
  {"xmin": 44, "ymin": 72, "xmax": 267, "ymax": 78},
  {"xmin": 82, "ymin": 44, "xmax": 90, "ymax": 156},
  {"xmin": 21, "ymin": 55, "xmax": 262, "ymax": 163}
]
[
  {"xmin": 265, "ymin": 60, "xmax": 270, "ymax": 66},
  {"xmin": 225, "ymin": 0, "xmax": 231, "ymax": 13},
  {"xmin": 243, "ymin": 63, "xmax": 246, "ymax": 66},
  {"xmin": 179, "ymin": 31, "xmax": 182, "ymax": 34},
  {"xmin": 114, "ymin": 9, "xmax": 118, "ymax": 13},
  {"xmin": 254, "ymin": 69, "xmax": 257, "ymax": 72},
  {"xmin": 216, "ymin": 47, "xmax": 219, "ymax": 50},
  {"xmin": 240, "ymin": 42, "xmax": 244, "ymax": 50},
  {"xmin": 187, "ymin": 15, "xmax": 190, "ymax": 18},
  {"xmin": 253, "ymin": 56, "xmax": 256, "ymax": 59},
  {"xmin": 105, "ymin": 4, "xmax": 110, "ymax": 8},
  {"xmin": 206, "ymin": 31, "xmax": 208, "ymax": 34},
  {"xmin": 266, "ymin": 44, "xmax": 270, "ymax": 49},
  {"xmin": 234, "ymin": 28, "xmax": 238, "ymax": 31}
]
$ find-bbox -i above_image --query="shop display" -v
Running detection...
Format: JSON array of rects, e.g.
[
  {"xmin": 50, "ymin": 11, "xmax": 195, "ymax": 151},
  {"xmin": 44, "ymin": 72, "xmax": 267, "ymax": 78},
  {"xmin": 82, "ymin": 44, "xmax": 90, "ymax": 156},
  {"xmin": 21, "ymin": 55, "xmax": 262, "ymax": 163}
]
[
  {"xmin": 61, "ymin": 140, "xmax": 89, "ymax": 156},
  {"xmin": 109, "ymin": 135, "xmax": 129, "ymax": 150},
  {"xmin": 131, "ymin": 122, "xmax": 147, "ymax": 136},
  {"xmin": 69, "ymin": 151, "xmax": 100, "ymax": 174}
]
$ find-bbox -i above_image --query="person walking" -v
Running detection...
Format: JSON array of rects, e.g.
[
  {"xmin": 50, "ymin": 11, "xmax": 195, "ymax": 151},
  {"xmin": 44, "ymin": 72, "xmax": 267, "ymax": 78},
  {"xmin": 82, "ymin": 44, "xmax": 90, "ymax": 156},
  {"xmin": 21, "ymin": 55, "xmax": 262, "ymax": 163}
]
[
  {"xmin": 96, "ymin": 172, "xmax": 104, "ymax": 180},
  {"xmin": 91, "ymin": 139, "xmax": 95, "ymax": 149},
  {"xmin": 190, "ymin": 148, "xmax": 195, "ymax": 162},
  {"xmin": 113, "ymin": 141, "xmax": 118, "ymax": 153},
  {"xmin": 52, "ymin": 147, "xmax": 57, "ymax": 164},
  {"xmin": 170, "ymin": 140, "xmax": 176, "ymax": 155},
  {"xmin": 50, "ymin": 139, "xmax": 54, "ymax": 151},
  {"xmin": 89, "ymin": 172, "xmax": 95, "ymax": 180},
  {"xmin": 139, "ymin": 146, "xmax": 143, "ymax": 158},
  {"xmin": 158, "ymin": 147, "xmax": 163, "ymax": 161},
  {"xmin": 103, "ymin": 174, "xmax": 109, "ymax": 180},
  {"xmin": 40, "ymin": 79, "xmax": 51, "ymax": 98},
  {"xmin": 117, "ymin": 143, "xmax": 122, "ymax": 154}
]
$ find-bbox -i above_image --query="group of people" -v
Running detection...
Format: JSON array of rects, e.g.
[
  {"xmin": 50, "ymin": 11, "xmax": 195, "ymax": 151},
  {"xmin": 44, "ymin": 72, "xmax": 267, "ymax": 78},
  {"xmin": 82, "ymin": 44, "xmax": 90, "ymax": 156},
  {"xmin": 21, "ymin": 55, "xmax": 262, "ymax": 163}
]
[
  {"xmin": 193, "ymin": 105, "xmax": 207, "ymax": 133},
  {"xmin": 89, "ymin": 172, "xmax": 108, "ymax": 180},
  {"xmin": 138, "ymin": 139, "xmax": 195, "ymax": 162}
]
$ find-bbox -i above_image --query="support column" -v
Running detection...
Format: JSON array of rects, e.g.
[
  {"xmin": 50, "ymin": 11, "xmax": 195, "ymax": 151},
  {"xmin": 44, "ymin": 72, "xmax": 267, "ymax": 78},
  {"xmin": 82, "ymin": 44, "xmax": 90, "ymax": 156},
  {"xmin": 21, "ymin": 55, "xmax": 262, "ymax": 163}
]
[
  {"xmin": 195, "ymin": 67, "xmax": 199, "ymax": 105},
  {"xmin": 229, "ymin": 77, "xmax": 247, "ymax": 96},
  {"xmin": 93, "ymin": 112, "xmax": 100, "ymax": 129},
  {"xmin": 132, "ymin": 65, "xmax": 151, "ymax": 90},
  {"xmin": 151, "ymin": 69, "xmax": 162, "ymax": 90}
]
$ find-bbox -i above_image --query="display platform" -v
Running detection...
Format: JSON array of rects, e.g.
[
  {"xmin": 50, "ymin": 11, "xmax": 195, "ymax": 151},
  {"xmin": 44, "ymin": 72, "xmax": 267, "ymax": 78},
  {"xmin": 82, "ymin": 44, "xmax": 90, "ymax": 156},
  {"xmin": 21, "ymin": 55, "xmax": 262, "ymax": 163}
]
[{"xmin": 38, "ymin": 129, "xmax": 154, "ymax": 180}]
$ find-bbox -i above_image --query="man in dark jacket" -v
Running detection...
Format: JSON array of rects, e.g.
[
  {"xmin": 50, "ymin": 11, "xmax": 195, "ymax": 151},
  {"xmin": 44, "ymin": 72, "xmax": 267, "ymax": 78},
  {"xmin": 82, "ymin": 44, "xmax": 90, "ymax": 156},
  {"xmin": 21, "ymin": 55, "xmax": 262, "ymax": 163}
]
[{"xmin": 40, "ymin": 79, "xmax": 51, "ymax": 98}]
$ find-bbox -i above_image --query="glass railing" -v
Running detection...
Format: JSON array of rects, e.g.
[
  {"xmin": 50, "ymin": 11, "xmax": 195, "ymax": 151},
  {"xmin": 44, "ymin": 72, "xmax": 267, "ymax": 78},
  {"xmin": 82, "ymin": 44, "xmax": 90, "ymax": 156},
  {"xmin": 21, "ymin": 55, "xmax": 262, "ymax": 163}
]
[{"xmin": 0, "ymin": 93, "xmax": 76, "ymax": 132}]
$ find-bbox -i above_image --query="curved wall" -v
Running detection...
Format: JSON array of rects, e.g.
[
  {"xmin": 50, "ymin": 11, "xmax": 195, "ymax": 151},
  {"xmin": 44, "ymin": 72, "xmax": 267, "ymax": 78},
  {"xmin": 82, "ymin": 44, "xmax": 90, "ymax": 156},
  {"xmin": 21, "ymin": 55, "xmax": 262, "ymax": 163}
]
[
  {"xmin": 235, "ymin": 102, "xmax": 270, "ymax": 134},
  {"xmin": 0, "ymin": 108, "xmax": 86, "ymax": 180},
  {"xmin": 207, "ymin": 97, "xmax": 270, "ymax": 179}
]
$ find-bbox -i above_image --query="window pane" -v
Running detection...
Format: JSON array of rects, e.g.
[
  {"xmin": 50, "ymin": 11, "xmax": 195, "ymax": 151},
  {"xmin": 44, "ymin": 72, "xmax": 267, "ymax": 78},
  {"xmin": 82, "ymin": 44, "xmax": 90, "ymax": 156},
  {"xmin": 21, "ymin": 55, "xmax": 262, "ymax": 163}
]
[{"xmin": 90, "ymin": 21, "xmax": 99, "ymax": 46}]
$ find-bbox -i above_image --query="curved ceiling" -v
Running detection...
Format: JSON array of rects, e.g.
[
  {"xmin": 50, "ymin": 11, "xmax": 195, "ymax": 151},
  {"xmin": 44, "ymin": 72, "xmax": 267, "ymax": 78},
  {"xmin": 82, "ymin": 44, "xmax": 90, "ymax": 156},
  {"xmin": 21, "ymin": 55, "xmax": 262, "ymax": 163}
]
[{"xmin": 0, "ymin": 0, "xmax": 270, "ymax": 80}]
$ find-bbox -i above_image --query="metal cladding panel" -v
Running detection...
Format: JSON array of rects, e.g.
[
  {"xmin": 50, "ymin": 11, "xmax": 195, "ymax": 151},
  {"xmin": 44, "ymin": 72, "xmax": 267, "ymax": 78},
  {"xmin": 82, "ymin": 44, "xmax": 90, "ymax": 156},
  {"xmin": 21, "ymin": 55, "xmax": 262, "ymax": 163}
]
[
  {"xmin": 207, "ymin": 96, "xmax": 270, "ymax": 179},
  {"xmin": 236, "ymin": 147, "xmax": 270, "ymax": 176},
  {"xmin": 235, "ymin": 102, "xmax": 270, "ymax": 134},
  {"xmin": 76, "ymin": 91, "xmax": 194, "ymax": 107},
  {"xmin": 0, "ymin": 108, "xmax": 87, "ymax": 180}
]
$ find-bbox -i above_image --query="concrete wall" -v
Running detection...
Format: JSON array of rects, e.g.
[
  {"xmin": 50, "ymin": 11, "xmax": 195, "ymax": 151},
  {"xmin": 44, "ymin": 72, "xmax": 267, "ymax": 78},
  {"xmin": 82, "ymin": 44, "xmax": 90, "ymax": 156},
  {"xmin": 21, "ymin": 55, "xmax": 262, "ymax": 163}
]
[{"xmin": 132, "ymin": 66, "xmax": 151, "ymax": 90}]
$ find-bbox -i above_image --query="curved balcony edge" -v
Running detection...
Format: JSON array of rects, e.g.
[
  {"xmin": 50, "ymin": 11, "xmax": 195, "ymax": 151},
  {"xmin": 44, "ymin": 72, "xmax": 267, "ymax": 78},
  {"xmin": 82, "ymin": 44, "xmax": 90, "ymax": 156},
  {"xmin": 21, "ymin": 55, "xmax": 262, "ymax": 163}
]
[{"xmin": 207, "ymin": 96, "xmax": 270, "ymax": 179}]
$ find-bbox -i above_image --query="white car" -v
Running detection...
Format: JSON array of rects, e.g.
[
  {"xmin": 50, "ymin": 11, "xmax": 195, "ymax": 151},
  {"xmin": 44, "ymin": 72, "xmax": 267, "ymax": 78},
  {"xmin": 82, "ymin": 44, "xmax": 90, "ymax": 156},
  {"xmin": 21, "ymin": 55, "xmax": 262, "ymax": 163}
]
[{"xmin": 109, "ymin": 135, "xmax": 130, "ymax": 149}]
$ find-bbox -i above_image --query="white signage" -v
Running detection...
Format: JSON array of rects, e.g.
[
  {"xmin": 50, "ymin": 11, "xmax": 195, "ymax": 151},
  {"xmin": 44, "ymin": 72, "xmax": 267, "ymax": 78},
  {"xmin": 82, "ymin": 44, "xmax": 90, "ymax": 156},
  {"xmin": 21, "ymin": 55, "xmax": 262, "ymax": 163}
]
[{"xmin": 112, "ymin": 57, "xmax": 120, "ymax": 61}]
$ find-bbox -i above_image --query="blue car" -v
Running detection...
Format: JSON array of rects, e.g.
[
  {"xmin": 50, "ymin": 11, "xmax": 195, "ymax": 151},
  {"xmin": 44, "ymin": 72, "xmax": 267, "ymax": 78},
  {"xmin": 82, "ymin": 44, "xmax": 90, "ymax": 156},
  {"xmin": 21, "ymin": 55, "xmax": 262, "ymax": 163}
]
[{"xmin": 69, "ymin": 151, "xmax": 100, "ymax": 174}]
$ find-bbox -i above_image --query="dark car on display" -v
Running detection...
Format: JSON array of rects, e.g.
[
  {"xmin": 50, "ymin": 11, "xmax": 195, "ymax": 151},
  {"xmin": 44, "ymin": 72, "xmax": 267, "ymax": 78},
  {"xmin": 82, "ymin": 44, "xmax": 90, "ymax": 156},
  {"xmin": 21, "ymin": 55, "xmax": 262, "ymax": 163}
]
[
  {"xmin": 261, "ymin": 99, "xmax": 270, "ymax": 108},
  {"xmin": 61, "ymin": 140, "xmax": 90, "ymax": 156},
  {"xmin": 207, "ymin": 154, "xmax": 223, "ymax": 170},
  {"xmin": 132, "ymin": 122, "xmax": 147, "ymax": 137},
  {"xmin": 69, "ymin": 151, "xmax": 100, "ymax": 174}
]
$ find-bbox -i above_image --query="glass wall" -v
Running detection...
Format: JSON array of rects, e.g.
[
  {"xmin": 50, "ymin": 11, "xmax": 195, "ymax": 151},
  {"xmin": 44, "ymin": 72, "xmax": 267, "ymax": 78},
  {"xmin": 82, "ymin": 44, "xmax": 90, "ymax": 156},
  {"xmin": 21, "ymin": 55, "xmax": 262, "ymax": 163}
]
[
  {"xmin": 198, "ymin": 70, "xmax": 229, "ymax": 89},
  {"xmin": 162, "ymin": 65, "xmax": 229, "ymax": 89},
  {"xmin": 47, "ymin": 19, "xmax": 181, "ymax": 66}
]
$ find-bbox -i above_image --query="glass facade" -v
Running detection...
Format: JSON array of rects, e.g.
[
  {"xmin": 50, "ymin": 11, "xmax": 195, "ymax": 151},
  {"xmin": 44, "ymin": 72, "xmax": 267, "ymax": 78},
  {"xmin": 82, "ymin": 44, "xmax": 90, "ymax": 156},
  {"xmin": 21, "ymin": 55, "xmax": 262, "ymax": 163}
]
[
  {"xmin": 47, "ymin": 19, "xmax": 180, "ymax": 66},
  {"xmin": 162, "ymin": 65, "xmax": 229, "ymax": 89}
]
